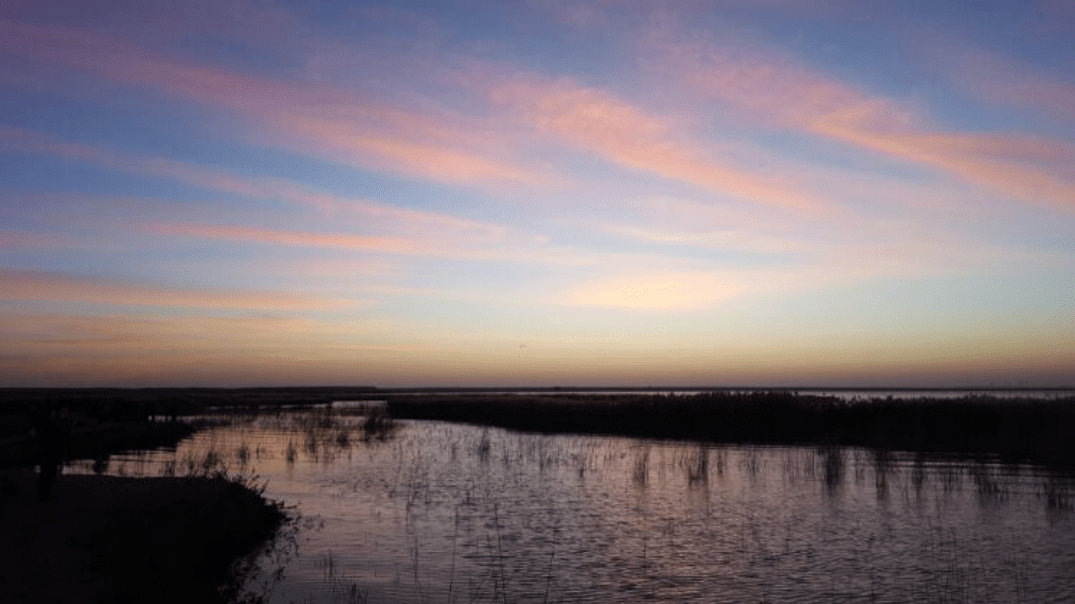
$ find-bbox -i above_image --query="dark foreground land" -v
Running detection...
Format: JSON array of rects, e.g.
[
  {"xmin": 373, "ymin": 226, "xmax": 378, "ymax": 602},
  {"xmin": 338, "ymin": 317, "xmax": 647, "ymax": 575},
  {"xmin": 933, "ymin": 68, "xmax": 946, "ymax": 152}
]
[
  {"xmin": 0, "ymin": 390, "xmax": 289, "ymax": 604},
  {"xmin": 387, "ymin": 391, "xmax": 1075, "ymax": 469},
  {"xmin": 0, "ymin": 471, "xmax": 284, "ymax": 604}
]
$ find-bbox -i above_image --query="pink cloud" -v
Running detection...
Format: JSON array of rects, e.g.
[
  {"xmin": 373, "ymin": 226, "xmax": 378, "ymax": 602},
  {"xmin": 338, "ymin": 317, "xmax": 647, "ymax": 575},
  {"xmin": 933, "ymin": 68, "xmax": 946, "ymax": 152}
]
[
  {"xmin": 490, "ymin": 75, "xmax": 830, "ymax": 212},
  {"xmin": 932, "ymin": 43, "xmax": 1075, "ymax": 123},
  {"xmin": 278, "ymin": 114, "xmax": 550, "ymax": 186},
  {"xmin": 0, "ymin": 268, "xmax": 356, "ymax": 310},
  {"xmin": 0, "ymin": 21, "xmax": 549, "ymax": 188},
  {"xmin": 0, "ymin": 312, "xmax": 317, "ymax": 350},
  {"xmin": 533, "ymin": 0, "xmax": 881, "ymax": 26},
  {"xmin": 0, "ymin": 230, "xmax": 71, "ymax": 249},
  {"xmin": 0, "ymin": 127, "xmax": 514, "ymax": 241},
  {"xmin": 650, "ymin": 34, "xmax": 1075, "ymax": 212},
  {"xmin": 151, "ymin": 223, "xmax": 428, "ymax": 256},
  {"xmin": 145, "ymin": 222, "xmax": 606, "ymax": 266},
  {"xmin": 0, "ymin": 126, "xmax": 346, "ymax": 208},
  {"xmin": 594, "ymin": 194, "xmax": 1063, "ymax": 288},
  {"xmin": 811, "ymin": 128, "xmax": 1075, "ymax": 210}
]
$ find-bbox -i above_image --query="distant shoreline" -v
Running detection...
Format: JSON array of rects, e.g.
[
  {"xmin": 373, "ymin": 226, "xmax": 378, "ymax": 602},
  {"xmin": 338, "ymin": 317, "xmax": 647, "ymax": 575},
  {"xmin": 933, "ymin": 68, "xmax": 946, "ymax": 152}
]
[
  {"xmin": 3, "ymin": 385, "xmax": 1071, "ymax": 392},
  {"xmin": 386, "ymin": 391, "xmax": 1075, "ymax": 470}
]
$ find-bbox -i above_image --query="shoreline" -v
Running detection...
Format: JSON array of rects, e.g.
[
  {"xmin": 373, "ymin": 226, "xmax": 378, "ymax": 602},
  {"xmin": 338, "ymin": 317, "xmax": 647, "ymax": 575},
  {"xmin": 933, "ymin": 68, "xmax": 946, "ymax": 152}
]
[
  {"xmin": 0, "ymin": 470, "xmax": 284, "ymax": 604},
  {"xmin": 386, "ymin": 392, "xmax": 1075, "ymax": 470}
]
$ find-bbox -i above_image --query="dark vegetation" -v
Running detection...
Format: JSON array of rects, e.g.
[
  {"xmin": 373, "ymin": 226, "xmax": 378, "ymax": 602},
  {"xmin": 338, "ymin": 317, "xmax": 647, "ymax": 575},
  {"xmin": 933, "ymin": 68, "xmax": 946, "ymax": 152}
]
[
  {"xmin": 0, "ymin": 418, "xmax": 196, "ymax": 469},
  {"xmin": 386, "ymin": 392, "xmax": 1075, "ymax": 470},
  {"xmin": 0, "ymin": 386, "xmax": 378, "ymax": 467},
  {"xmin": 74, "ymin": 473, "xmax": 285, "ymax": 604},
  {"xmin": 0, "ymin": 389, "xmax": 305, "ymax": 604},
  {"xmin": 0, "ymin": 471, "xmax": 285, "ymax": 604},
  {"xmin": 0, "ymin": 386, "xmax": 378, "ymax": 418}
]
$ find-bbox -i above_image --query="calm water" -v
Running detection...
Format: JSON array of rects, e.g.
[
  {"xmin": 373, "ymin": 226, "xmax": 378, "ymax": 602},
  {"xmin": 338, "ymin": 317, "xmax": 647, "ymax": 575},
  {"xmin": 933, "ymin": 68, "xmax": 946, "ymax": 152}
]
[
  {"xmin": 71, "ymin": 414, "xmax": 1075, "ymax": 603},
  {"xmin": 372, "ymin": 389, "xmax": 1075, "ymax": 401}
]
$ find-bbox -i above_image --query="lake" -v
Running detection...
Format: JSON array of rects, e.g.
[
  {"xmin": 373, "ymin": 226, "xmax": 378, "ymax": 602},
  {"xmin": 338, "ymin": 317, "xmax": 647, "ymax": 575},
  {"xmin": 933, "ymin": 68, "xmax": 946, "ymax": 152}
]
[{"xmin": 70, "ymin": 411, "xmax": 1075, "ymax": 603}]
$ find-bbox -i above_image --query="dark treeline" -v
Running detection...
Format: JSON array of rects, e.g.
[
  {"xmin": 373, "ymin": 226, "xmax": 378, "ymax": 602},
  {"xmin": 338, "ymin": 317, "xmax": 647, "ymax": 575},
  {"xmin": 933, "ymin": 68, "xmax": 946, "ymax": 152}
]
[{"xmin": 387, "ymin": 392, "xmax": 1075, "ymax": 469}]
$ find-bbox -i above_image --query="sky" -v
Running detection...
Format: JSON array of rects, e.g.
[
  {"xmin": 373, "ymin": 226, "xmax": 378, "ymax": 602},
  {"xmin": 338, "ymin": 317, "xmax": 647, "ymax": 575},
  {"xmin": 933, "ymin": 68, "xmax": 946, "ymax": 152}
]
[{"xmin": 0, "ymin": 0, "xmax": 1073, "ymax": 388}]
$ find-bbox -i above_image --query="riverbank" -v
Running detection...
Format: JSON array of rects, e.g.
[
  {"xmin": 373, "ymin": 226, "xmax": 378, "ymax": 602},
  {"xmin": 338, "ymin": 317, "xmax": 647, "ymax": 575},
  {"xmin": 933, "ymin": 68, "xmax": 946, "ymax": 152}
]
[
  {"xmin": 386, "ymin": 392, "xmax": 1075, "ymax": 469},
  {"xmin": 0, "ymin": 470, "xmax": 284, "ymax": 604},
  {"xmin": 0, "ymin": 420, "xmax": 198, "ymax": 469}
]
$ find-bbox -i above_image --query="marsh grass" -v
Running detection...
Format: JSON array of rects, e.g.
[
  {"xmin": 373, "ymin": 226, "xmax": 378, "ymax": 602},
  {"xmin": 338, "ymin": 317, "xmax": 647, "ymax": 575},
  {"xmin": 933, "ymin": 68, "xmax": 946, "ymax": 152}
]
[
  {"xmin": 387, "ymin": 392, "xmax": 1075, "ymax": 470},
  {"xmin": 67, "ymin": 468, "xmax": 286, "ymax": 604},
  {"xmin": 821, "ymin": 446, "xmax": 845, "ymax": 491},
  {"xmin": 682, "ymin": 445, "xmax": 708, "ymax": 484},
  {"xmin": 360, "ymin": 406, "xmax": 397, "ymax": 441},
  {"xmin": 1042, "ymin": 475, "xmax": 1075, "ymax": 511},
  {"xmin": 632, "ymin": 445, "xmax": 650, "ymax": 486},
  {"xmin": 211, "ymin": 405, "xmax": 399, "ymax": 466}
]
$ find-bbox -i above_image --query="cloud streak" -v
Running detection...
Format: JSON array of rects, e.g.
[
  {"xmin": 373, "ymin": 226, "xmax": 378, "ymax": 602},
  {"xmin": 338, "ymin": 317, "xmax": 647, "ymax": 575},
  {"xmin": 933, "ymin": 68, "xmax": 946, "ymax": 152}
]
[
  {"xmin": 649, "ymin": 32, "xmax": 1075, "ymax": 212},
  {"xmin": 490, "ymin": 75, "xmax": 829, "ymax": 212},
  {"xmin": 0, "ymin": 20, "xmax": 549, "ymax": 188},
  {"xmin": 935, "ymin": 42, "xmax": 1075, "ymax": 124},
  {"xmin": 0, "ymin": 268, "xmax": 356, "ymax": 310},
  {"xmin": 0, "ymin": 230, "xmax": 72, "ymax": 249},
  {"xmin": 145, "ymin": 222, "xmax": 611, "ymax": 266},
  {"xmin": 0, "ymin": 126, "xmax": 514, "ymax": 242}
]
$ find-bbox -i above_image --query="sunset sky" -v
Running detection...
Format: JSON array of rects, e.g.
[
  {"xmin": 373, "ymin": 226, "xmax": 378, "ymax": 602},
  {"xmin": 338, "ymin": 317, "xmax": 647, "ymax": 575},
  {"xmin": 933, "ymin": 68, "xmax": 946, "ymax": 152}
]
[{"xmin": 1, "ymin": 0, "xmax": 1072, "ymax": 387}]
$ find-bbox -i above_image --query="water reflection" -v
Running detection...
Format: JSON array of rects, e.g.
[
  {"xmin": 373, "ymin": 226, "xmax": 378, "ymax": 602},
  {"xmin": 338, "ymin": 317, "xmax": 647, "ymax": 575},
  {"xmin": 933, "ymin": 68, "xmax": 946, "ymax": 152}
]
[{"xmin": 70, "ymin": 414, "xmax": 1075, "ymax": 603}]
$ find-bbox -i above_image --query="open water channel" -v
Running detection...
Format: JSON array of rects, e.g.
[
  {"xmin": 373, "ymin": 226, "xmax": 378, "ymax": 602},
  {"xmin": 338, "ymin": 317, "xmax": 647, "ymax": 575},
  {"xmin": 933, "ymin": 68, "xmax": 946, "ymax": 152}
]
[{"xmin": 71, "ymin": 411, "xmax": 1075, "ymax": 603}]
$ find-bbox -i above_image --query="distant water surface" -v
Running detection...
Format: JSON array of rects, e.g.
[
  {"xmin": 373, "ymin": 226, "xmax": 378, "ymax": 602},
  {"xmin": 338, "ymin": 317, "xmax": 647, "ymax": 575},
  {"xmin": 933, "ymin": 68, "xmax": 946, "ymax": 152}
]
[
  {"xmin": 72, "ymin": 415, "xmax": 1075, "ymax": 603},
  {"xmin": 378, "ymin": 388, "xmax": 1074, "ymax": 401}
]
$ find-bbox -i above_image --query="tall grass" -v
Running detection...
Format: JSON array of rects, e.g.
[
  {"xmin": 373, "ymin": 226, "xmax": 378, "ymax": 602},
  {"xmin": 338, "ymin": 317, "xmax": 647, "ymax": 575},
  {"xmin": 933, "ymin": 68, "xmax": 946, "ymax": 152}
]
[
  {"xmin": 66, "ymin": 463, "xmax": 286, "ymax": 604},
  {"xmin": 387, "ymin": 392, "xmax": 1075, "ymax": 470}
]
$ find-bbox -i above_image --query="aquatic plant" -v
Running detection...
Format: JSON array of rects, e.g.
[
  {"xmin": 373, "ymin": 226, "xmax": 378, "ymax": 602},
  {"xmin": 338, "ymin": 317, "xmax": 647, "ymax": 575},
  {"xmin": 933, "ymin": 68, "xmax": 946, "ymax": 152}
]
[
  {"xmin": 360, "ymin": 406, "xmax": 397, "ymax": 441},
  {"xmin": 386, "ymin": 392, "xmax": 1075, "ymax": 470}
]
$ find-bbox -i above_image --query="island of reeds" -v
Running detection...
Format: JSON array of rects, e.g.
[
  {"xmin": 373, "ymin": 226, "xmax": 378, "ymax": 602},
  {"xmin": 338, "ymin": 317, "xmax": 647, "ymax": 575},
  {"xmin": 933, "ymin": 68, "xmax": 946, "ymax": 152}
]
[{"xmin": 385, "ymin": 391, "xmax": 1075, "ymax": 470}]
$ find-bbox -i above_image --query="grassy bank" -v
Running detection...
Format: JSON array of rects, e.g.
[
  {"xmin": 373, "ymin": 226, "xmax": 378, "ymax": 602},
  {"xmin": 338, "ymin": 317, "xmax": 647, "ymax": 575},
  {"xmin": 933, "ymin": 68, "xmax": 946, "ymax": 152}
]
[
  {"xmin": 0, "ymin": 420, "xmax": 198, "ymax": 469},
  {"xmin": 0, "ymin": 393, "xmax": 288, "ymax": 603},
  {"xmin": 0, "ymin": 470, "xmax": 285, "ymax": 604},
  {"xmin": 386, "ymin": 392, "xmax": 1075, "ymax": 469}
]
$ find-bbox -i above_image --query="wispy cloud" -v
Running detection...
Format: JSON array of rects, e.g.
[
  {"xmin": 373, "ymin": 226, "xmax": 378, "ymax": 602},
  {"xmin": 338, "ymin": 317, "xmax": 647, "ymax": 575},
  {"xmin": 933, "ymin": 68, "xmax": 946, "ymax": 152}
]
[
  {"xmin": 145, "ymin": 222, "xmax": 608, "ymax": 266},
  {"xmin": 0, "ymin": 230, "xmax": 72, "ymax": 249},
  {"xmin": 648, "ymin": 32, "xmax": 1075, "ymax": 212},
  {"xmin": 0, "ymin": 312, "xmax": 316, "ymax": 350},
  {"xmin": 566, "ymin": 271, "xmax": 744, "ymax": 310},
  {"xmin": 0, "ymin": 268, "xmax": 357, "ymax": 310},
  {"xmin": 930, "ymin": 42, "xmax": 1075, "ymax": 124},
  {"xmin": 0, "ymin": 20, "xmax": 550, "ymax": 188},
  {"xmin": 0, "ymin": 126, "xmax": 514, "ymax": 242},
  {"xmin": 489, "ymin": 75, "xmax": 829, "ymax": 212}
]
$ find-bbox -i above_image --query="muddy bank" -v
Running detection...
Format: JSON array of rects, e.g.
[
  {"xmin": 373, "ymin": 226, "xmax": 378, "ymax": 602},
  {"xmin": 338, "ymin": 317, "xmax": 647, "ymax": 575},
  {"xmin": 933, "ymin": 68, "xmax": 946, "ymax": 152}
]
[{"xmin": 0, "ymin": 471, "xmax": 284, "ymax": 604}]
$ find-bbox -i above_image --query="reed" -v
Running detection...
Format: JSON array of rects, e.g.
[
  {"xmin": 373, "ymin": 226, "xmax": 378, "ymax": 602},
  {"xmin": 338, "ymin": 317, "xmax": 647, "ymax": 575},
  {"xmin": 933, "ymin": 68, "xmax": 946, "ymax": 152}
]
[
  {"xmin": 64, "ymin": 470, "xmax": 286, "ymax": 604},
  {"xmin": 386, "ymin": 392, "xmax": 1075, "ymax": 469},
  {"xmin": 360, "ymin": 406, "xmax": 397, "ymax": 441}
]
